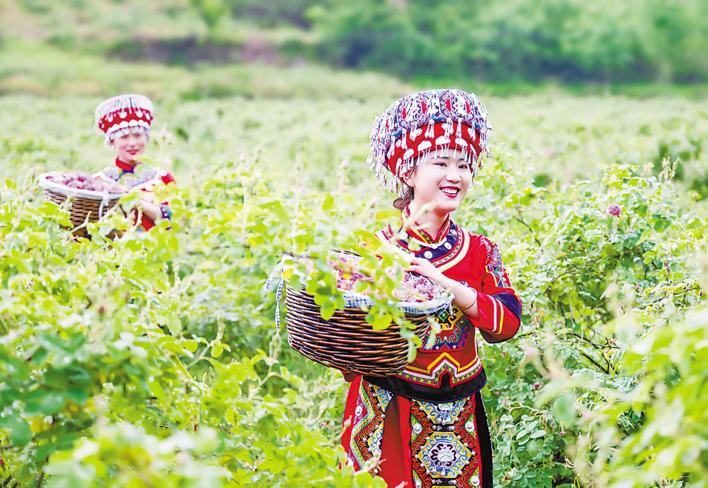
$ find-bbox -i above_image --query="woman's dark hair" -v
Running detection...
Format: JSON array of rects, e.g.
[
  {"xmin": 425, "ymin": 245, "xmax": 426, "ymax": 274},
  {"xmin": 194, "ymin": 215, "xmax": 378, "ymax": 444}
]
[{"xmin": 393, "ymin": 185, "xmax": 413, "ymax": 211}]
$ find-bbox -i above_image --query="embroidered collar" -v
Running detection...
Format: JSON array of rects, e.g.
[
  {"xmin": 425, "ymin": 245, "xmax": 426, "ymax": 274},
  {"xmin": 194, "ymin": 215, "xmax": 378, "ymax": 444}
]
[
  {"xmin": 402, "ymin": 207, "xmax": 452, "ymax": 247},
  {"xmin": 384, "ymin": 219, "xmax": 461, "ymax": 265},
  {"xmin": 115, "ymin": 157, "xmax": 137, "ymax": 173}
]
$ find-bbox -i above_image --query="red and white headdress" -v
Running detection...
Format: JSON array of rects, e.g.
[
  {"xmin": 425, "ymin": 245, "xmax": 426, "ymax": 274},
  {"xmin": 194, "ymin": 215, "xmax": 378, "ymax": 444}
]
[
  {"xmin": 95, "ymin": 94, "xmax": 154, "ymax": 145},
  {"xmin": 367, "ymin": 89, "xmax": 491, "ymax": 192}
]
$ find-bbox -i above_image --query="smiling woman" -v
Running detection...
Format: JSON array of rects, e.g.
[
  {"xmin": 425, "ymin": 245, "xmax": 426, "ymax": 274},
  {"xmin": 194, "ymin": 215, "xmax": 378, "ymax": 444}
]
[
  {"xmin": 341, "ymin": 89, "xmax": 522, "ymax": 488},
  {"xmin": 93, "ymin": 94, "xmax": 175, "ymax": 231},
  {"xmin": 401, "ymin": 148, "xmax": 473, "ymax": 213}
]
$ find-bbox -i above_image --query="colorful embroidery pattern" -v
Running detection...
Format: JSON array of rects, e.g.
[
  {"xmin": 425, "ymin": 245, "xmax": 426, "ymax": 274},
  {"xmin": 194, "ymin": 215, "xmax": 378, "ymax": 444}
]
[
  {"xmin": 384, "ymin": 221, "xmax": 463, "ymax": 264},
  {"xmin": 436, "ymin": 305, "xmax": 464, "ymax": 331},
  {"xmin": 421, "ymin": 305, "xmax": 470, "ymax": 351},
  {"xmin": 482, "ymin": 238, "xmax": 510, "ymax": 288},
  {"xmin": 375, "ymin": 222, "xmax": 519, "ymax": 392},
  {"xmin": 411, "ymin": 395, "xmax": 482, "ymax": 487},
  {"xmin": 396, "ymin": 351, "xmax": 483, "ymax": 387},
  {"xmin": 384, "ymin": 223, "xmax": 471, "ymax": 277},
  {"xmin": 345, "ymin": 381, "xmax": 485, "ymax": 488},
  {"xmin": 348, "ymin": 381, "xmax": 393, "ymax": 471}
]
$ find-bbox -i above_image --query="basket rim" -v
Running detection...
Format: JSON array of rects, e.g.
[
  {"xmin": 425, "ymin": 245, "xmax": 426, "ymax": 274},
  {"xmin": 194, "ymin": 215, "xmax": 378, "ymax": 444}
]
[
  {"xmin": 39, "ymin": 172, "xmax": 126, "ymax": 200},
  {"xmin": 285, "ymin": 283, "xmax": 452, "ymax": 317}
]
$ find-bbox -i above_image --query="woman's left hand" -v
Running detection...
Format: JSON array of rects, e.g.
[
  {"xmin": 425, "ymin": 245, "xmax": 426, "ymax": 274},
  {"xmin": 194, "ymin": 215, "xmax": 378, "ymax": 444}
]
[
  {"xmin": 139, "ymin": 196, "xmax": 162, "ymax": 221},
  {"xmin": 406, "ymin": 256, "xmax": 450, "ymax": 288}
]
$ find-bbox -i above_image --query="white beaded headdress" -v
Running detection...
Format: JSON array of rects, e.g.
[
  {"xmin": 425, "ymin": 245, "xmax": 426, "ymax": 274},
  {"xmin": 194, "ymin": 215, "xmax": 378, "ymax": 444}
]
[
  {"xmin": 367, "ymin": 89, "xmax": 491, "ymax": 193},
  {"xmin": 95, "ymin": 94, "xmax": 154, "ymax": 145}
]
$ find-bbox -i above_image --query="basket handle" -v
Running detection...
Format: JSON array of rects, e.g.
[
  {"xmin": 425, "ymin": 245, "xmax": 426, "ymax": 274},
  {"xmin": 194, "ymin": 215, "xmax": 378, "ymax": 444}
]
[
  {"xmin": 263, "ymin": 258, "xmax": 286, "ymax": 335},
  {"xmin": 99, "ymin": 196, "xmax": 108, "ymax": 220},
  {"xmin": 274, "ymin": 278, "xmax": 284, "ymax": 335}
]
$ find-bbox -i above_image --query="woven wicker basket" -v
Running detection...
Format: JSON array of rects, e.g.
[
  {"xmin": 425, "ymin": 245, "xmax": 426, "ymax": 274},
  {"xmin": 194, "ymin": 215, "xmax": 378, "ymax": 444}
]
[
  {"xmin": 284, "ymin": 284, "xmax": 447, "ymax": 376},
  {"xmin": 39, "ymin": 172, "xmax": 124, "ymax": 229}
]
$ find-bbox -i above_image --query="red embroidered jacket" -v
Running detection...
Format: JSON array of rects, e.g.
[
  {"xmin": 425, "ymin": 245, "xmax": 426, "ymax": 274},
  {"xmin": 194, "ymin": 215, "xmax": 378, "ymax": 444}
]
[
  {"xmin": 364, "ymin": 215, "xmax": 522, "ymax": 402},
  {"xmin": 96, "ymin": 158, "xmax": 175, "ymax": 231}
]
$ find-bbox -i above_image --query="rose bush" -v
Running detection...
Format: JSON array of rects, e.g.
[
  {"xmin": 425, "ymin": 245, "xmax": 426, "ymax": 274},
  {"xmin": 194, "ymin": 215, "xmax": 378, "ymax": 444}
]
[{"xmin": 0, "ymin": 94, "xmax": 705, "ymax": 486}]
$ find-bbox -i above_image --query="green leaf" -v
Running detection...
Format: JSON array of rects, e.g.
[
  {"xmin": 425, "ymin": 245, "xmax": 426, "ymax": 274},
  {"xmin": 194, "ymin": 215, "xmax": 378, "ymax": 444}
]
[
  {"xmin": 34, "ymin": 391, "xmax": 65, "ymax": 415},
  {"xmin": 211, "ymin": 341, "xmax": 224, "ymax": 359},
  {"xmin": 168, "ymin": 316, "xmax": 183, "ymax": 335},
  {"xmin": 530, "ymin": 429, "xmax": 546, "ymax": 439},
  {"xmin": 7, "ymin": 418, "xmax": 32, "ymax": 447},
  {"xmin": 322, "ymin": 194, "xmax": 335, "ymax": 211},
  {"xmin": 552, "ymin": 395, "xmax": 576, "ymax": 427},
  {"xmin": 182, "ymin": 339, "xmax": 199, "ymax": 353},
  {"xmin": 366, "ymin": 308, "xmax": 392, "ymax": 330},
  {"xmin": 320, "ymin": 300, "xmax": 335, "ymax": 320}
]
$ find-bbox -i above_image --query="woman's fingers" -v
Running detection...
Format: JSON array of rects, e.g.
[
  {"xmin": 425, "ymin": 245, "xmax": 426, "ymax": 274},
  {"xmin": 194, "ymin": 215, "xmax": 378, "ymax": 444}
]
[
  {"xmin": 408, "ymin": 256, "xmax": 423, "ymax": 266},
  {"xmin": 407, "ymin": 265, "xmax": 430, "ymax": 278},
  {"xmin": 408, "ymin": 257, "xmax": 430, "ymax": 270}
]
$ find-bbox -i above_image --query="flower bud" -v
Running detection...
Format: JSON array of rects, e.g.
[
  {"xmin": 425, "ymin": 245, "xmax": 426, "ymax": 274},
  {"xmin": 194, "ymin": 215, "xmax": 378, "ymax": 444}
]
[{"xmin": 607, "ymin": 203, "xmax": 622, "ymax": 217}]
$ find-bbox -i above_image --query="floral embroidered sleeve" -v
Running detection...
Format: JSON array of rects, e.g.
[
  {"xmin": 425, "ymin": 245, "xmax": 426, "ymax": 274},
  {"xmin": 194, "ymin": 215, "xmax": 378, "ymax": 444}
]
[{"xmin": 470, "ymin": 237, "xmax": 522, "ymax": 343}]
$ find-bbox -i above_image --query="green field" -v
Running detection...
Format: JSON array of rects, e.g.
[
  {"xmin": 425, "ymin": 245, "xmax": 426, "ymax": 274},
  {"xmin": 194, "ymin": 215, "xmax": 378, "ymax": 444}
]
[
  {"xmin": 2, "ymin": 87, "xmax": 706, "ymax": 485},
  {"xmin": 1, "ymin": 0, "xmax": 707, "ymax": 486}
]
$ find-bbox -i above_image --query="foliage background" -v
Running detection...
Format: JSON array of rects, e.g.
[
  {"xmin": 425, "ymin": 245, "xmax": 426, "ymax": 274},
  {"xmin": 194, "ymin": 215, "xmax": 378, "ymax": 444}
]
[{"xmin": 0, "ymin": 0, "xmax": 706, "ymax": 486}]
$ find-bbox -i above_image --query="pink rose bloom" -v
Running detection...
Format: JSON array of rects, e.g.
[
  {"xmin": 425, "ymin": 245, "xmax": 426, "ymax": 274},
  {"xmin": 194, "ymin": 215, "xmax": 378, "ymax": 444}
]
[{"xmin": 607, "ymin": 203, "xmax": 622, "ymax": 217}]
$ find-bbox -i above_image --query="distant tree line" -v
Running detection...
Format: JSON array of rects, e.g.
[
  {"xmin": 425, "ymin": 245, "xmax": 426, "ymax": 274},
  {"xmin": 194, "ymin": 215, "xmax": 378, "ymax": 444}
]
[{"xmin": 194, "ymin": 0, "xmax": 707, "ymax": 83}]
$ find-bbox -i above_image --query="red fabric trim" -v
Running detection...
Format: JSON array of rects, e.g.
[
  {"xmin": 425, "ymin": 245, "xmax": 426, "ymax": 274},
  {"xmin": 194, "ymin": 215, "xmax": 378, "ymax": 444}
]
[
  {"xmin": 98, "ymin": 108, "xmax": 153, "ymax": 133},
  {"xmin": 115, "ymin": 157, "xmax": 136, "ymax": 172},
  {"xmin": 379, "ymin": 395, "xmax": 413, "ymax": 487},
  {"xmin": 472, "ymin": 293, "xmax": 497, "ymax": 333},
  {"xmin": 471, "ymin": 292, "xmax": 520, "ymax": 341},
  {"xmin": 161, "ymin": 172, "xmax": 175, "ymax": 185},
  {"xmin": 341, "ymin": 374, "xmax": 363, "ymax": 463},
  {"xmin": 140, "ymin": 214, "xmax": 155, "ymax": 231},
  {"xmin": 387, "ymin": 122, "xmax": 482, "ymax": 177}
]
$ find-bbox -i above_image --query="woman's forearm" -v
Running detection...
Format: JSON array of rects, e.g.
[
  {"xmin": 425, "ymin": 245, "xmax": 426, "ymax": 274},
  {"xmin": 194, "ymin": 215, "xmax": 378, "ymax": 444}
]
[
  {"xmin": 438, "ymin": 275, "xmax": 479, "ymax": 318},
  {"xmin": 437, "ymin": 274, "xmax": 520, "ymax": 341}
]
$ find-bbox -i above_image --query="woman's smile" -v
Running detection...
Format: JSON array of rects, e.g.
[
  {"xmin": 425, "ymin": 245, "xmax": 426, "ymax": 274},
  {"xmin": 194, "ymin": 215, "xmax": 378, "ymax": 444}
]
[{"xmin": 440, "ymin": 185, "xmax": 461, "ymax": 198}]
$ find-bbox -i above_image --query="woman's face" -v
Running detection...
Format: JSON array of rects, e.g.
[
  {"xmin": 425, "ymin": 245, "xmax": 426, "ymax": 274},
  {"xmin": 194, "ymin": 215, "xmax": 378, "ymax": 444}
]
[
  {"xmin": 113, "ymin": 132, "xmax": 147, "ymax": 164},
  {"xmin": 404, "ymin": 149, "xmax": 472, "ymax": 216}
]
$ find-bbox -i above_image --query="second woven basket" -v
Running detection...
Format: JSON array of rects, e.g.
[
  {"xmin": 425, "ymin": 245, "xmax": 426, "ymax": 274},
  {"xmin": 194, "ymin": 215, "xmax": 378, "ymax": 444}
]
[{"xmin": 39, "ymin": 172, "xmax": 125, "ymax": 233}]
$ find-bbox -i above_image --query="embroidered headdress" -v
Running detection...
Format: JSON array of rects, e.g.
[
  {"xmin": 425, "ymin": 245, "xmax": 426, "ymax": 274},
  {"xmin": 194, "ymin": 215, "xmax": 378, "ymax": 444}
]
[
  {"xmin": 367, "ymin": 89, "xmax": 491, "ymax": 193},
  {"xmin": 95, "ymin": 94, "xmax": 154, "ymax": 145}
]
